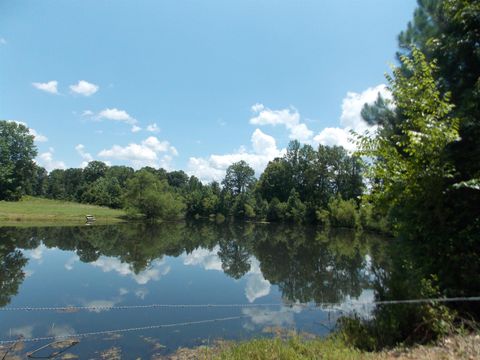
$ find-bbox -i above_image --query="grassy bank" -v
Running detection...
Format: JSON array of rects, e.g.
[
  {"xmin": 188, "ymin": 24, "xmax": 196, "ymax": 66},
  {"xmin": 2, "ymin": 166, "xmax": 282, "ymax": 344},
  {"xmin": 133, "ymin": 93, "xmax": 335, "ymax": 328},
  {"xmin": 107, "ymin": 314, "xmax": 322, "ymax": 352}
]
[
  {"xmin": 0, "ymin": 196, "xmax": 126, "ymax": 225},
  {"xmin": 165, "ymin": 333, "xmax": 479, "ymax": 360}
]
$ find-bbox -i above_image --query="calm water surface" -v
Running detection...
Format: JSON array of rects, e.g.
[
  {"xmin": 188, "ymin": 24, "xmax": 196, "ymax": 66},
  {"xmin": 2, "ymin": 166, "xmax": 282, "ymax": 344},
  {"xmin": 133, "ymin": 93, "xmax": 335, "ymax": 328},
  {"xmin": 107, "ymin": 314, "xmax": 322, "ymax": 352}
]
[{"xmin": 0, "ymin": 222, "xmax": 386, "ymax": 358}]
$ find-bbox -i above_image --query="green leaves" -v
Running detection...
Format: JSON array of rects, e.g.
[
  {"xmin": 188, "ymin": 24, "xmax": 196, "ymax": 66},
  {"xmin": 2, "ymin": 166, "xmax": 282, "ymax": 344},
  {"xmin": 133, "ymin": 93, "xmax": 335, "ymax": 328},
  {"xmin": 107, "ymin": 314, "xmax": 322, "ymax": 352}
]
[{"xmin": 0, "ymin": 121, "xmax": 37, "ymax": 200}]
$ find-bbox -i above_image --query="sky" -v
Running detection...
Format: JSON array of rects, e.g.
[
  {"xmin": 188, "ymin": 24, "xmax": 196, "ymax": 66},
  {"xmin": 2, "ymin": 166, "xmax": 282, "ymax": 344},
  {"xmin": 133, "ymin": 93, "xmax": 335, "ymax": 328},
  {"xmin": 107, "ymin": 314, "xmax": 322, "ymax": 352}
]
[{"xmin": 0, "ymin": 0, "xmax": 417, "ymax": 182}]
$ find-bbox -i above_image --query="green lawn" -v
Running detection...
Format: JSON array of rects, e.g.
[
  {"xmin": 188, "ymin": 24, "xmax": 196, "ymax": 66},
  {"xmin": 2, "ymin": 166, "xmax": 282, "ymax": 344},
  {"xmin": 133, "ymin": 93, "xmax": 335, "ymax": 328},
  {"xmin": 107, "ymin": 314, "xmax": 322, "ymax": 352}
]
[{"xmin": 0, "ymin": 196, "xmax": 126, "ymax": 225}]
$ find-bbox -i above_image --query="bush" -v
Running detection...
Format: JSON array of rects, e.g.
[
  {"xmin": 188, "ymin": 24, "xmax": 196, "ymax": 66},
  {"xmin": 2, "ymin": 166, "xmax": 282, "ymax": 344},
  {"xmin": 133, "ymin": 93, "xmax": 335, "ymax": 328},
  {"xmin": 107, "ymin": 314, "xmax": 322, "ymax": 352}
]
[{"xmin": 327, "ymin": 196, "xmax": 359, "ymax": 228}]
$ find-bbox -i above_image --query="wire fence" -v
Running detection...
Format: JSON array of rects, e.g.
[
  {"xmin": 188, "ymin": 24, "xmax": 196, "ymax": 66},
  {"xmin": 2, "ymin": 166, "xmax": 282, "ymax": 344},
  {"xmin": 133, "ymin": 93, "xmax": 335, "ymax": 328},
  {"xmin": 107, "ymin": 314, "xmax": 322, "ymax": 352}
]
[
  {"xmin": 1, "ymin": 296, "xmax": 479, "ymax": 312},
  {"xmin": 0, "ymin": 315, "xmax": 248, "ymax": 345},
  {"xmin": 1, "ymin": 296, "xmax": 479, "ymax": 346}
]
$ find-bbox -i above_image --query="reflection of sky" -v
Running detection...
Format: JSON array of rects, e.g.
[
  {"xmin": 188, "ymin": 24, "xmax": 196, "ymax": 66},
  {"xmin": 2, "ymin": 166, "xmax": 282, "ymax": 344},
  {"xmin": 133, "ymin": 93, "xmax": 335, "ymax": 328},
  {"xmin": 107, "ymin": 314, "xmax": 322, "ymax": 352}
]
[
  {"xmin": 91, "ymin": 257, "xmax": 171, "ymax": 284},
  {"xmin": 2, "ymin": 230, "xmax": 377, "ymax": 357},
  {"xmin": 245, "ymin": 259, "xmax": 271, "ymax": 303},
  {"xmin": 183, "ymin": 246, "xmax": 223, "ymax": 271},
  {"xmin": 183, "ymin": 248, "xmax": 271, "ymax": 303},
  {"xmin": 242, "ymin": 305, "xmax": 303, "ymax": 330}
]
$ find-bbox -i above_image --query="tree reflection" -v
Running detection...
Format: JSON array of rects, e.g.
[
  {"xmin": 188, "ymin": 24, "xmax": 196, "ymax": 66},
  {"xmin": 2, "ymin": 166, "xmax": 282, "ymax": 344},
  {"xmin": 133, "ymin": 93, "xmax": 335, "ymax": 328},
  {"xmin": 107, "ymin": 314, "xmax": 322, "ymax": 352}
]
[
  {"xmin": 0, "ymin": 229, "xmax": 29, "ymax": 307},
  {"xmin": 0, "ymin": 222, "xmax": 385, "ymax": 308}
]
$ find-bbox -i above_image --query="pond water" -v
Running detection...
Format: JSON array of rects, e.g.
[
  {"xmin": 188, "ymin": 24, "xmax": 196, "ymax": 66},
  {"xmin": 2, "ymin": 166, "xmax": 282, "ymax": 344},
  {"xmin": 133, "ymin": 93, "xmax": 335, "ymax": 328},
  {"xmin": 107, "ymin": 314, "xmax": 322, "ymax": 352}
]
[{"xmin": 0, "ymin": 222, "xmax": 386, "ymax": 358}]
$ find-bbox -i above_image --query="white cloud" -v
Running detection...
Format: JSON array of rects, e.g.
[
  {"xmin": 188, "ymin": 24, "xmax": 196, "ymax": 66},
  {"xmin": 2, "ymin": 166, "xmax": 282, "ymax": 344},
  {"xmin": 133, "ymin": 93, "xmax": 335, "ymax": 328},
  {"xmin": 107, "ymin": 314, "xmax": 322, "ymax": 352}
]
[
  {"xmin": 313, "ymin": 127, "xmax": 353, "ymax": 150},
  {"xmin": 98, "ymin": 108, "xmax": 137, "ymax": 125},
  {"xmin": 0, "ymin": 37, "xmax": 6, "ymax": 45},
  {"xmin": 340, "ymin": 84, "xmax": 391, "ymax": 131},
  {"xmin": 98, "ymin": 136, "xmax": 178, "ymax": 169},
  {"xmin": 36, "ymin": 148, "xmax": 66, "ymax": 172},
  {"xmin": 32, "ymin": 80, "xmax": 58, "ymax": 94},
  {"xmin": 187, "ymin": 128, "xmax": 284, "ymax": 183},
  {"xmin": 82, "ymin": 110, "xmax": 94, "ymax": 117},
  {"xmin": 250, "ymin": 104, "xmax": 313, "ymax": 143},
  {"xmin": 91, "ymin": 257, "xmax": 170, "ymax": 285},
  {"xmin": 131, "ymin": 125, "xmax": 142, "ymax": 133},
  {"xmin": 313, "ymin": 84, "xmax": 390, "ymax": 151},
  {"xmin": 75, "ymin": 144, "xmax": 94, "ymax": 168},
  {"xmin": 29, "ymin": 128, "xmax": 48, "ymax": 142},
  {"xmin": 146, "ymin": 123, "xmax": 160, "ymax": 133},
  {"xmin": 69, "ymin": 80, "xmax": 99, "ymax": 96}
]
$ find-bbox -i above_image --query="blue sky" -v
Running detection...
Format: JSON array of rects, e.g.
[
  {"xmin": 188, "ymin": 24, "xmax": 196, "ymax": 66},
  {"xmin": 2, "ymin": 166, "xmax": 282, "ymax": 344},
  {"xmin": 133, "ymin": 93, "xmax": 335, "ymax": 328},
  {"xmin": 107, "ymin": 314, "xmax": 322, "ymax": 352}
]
[{"xmin": 0, "ymin": 0, "xmax": 417, "ymax": 182}]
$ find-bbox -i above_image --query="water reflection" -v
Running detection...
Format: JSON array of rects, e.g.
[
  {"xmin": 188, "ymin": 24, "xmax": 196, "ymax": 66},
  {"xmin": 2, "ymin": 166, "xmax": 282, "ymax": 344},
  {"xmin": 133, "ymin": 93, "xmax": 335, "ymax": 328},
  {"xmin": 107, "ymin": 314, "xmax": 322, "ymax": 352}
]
[{"xmin": 0, "ymin": 222, "xmax": 386, "ymax": 357}]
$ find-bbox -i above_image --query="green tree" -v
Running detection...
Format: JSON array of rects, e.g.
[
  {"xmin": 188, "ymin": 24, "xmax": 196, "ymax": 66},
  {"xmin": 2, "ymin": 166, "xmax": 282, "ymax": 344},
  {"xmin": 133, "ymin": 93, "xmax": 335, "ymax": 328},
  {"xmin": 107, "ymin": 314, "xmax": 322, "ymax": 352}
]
[
  {"xmin": 83, "ymin": 161, "xmax": 108, "ymax": 184},
  {"xmin": 222, "ymin": 161, "xmax": 256, "ymax": 196},
  {"xmin": 0, "ymin": 121, "xmax": 37, "ymax": 200},
  {"xmin": 256, "ymin": 158, "xmax": 292, "ymax": 202},
  {"xmin": 82, "ymin": 176, "xmax": 123, "ymax": 208},
  {"xmin": 123, "ymin": 170, "xmax": 185, "ymax": 220}
]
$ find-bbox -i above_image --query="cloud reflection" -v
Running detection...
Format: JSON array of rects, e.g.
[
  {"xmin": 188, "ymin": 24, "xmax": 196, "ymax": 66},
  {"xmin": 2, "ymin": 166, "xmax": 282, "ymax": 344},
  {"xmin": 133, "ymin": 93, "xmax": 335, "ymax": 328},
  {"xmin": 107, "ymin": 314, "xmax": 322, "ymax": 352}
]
[
  {"xmin": 183, "ymin": 246, "xmax": 223, "ymax": 271},
  {"xmin": 91, "ymin": 257, "xmax": 170, "ymax": 284}
]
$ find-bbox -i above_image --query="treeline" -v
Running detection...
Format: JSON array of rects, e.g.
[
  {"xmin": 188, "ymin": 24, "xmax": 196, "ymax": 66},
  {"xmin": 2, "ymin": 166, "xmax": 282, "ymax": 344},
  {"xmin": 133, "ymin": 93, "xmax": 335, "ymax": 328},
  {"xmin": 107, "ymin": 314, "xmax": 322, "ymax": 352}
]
[{"xmin": 21, "ymin": 140, "xmax": 384, "ymax": 228}]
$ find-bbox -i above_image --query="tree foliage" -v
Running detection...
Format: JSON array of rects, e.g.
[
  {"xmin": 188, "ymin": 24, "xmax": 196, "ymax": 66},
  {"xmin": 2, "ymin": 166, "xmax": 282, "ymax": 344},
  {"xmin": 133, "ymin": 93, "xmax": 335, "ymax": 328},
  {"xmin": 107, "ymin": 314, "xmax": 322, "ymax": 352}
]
[{"xmin": 0, "ymin": 121, "xmax": 37, "ymax": 200}]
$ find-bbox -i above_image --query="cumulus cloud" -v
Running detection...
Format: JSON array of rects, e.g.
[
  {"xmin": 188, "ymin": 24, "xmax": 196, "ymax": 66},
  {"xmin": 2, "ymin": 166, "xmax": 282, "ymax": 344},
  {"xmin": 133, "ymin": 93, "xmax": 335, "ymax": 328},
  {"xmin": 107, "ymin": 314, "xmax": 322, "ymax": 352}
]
[
  {"xmin": 187, "ymin": 129, "xmax": 284, "ymax": 183},
  {"xmin": 250, "ymin": 104, "xmax": 313, "ymax": 143},
  {"xmin": 98, "ymin": 108, "xmax": 137, "ymax": 125},
  {"xmin": 69, "ymin": 80, "xmax": 99, "ymax": 96},
  {"xmin": 98, "ymin": 136, "xmax": 178, "ymax": 169},
  {"xmin": 75, "ymin": 144, "xmax": 94, "ymax": 168},
  {"xmin": 313, "ymin": 84, "xmax": 391, "ymax": 151},
  {"xmin": 91, "ymin": 257, "xmax": 170, "ymax": 285},
  {"xmin": 32, "ymin": 80, "xmax": 58, "ymax": 94},
  {"xmin": 131, "ymin": 125, "xmax": 142, "ymax": 133},
  {"xmin": 96, "ymin": 108, "xmax": 142, "ymax": 133},
  {"xmin": 146, "ymin": 123, "xmax": 160, "ymax": 133},
  {"xmin": 36, "ymin": 148, "xmax": 67, "ymax": 172}
]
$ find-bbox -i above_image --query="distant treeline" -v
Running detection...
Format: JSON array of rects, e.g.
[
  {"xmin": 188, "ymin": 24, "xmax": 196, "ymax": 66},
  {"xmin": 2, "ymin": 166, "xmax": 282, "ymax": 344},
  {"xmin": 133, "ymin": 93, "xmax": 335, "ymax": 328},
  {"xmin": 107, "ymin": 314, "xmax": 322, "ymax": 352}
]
[{"xmin": 22, "ymin": 140, "xmax": 383, "ymax": 229}]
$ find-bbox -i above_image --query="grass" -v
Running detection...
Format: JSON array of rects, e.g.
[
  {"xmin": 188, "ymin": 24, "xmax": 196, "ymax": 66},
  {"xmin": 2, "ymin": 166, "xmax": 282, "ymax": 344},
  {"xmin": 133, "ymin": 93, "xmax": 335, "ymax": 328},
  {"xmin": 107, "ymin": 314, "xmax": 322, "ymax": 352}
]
[
  {"xmin": 212, "ymin": 337, "xmax": 367, "ymax": 360},
  {"xmin": 0, "ymin": 196, "xmax": 126, "ymax": 225},
  {"xmin": 165, "ymin": 332, "xmax": 480, "ymax": 360},
  {"xmin": 166, "ymin": 336, "xmax": 369, "ymax": 360}
]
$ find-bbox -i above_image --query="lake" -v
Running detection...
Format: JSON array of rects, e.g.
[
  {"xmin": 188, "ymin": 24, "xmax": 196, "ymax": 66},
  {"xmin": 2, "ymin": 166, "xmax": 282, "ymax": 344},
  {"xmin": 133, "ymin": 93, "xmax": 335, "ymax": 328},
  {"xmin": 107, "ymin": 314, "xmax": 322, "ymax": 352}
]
[{"xmin": 0, "ymin": 222, "xmax": 386, "ymax": 358}]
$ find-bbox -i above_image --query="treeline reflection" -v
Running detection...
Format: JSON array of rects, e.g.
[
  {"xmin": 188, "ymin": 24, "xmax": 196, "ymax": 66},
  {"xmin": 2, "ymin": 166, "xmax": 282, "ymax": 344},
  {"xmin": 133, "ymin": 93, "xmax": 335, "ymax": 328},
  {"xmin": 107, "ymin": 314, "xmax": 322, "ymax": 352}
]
[{"xmin": 0, "ymin": 222, "xmax": 387, "ymax": 308}]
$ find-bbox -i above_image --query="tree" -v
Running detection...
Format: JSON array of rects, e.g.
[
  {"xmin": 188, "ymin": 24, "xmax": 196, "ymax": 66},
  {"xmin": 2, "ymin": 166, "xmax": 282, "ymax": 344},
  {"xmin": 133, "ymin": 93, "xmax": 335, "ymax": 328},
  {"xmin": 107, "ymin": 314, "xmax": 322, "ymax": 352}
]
[
  {"xmin": 83, "ymin": 161, "xmax": 108, "ymax": 184},
  {"xmin": 82, "ymin": 176, "xmax": 123, "ymax": 208},
  {"xmin": 0, "ymin": 121, "xmax": 37, "ymax": 200},
  {"xmin": 123, "ymin": 170, "xmax": 185, "ymax": 220},
  {"xmin": 257, "ymin": 158, "xmax": 293, "ymax": 202},
  {"xmin": 357, "ymin": 49, "xmax": 480, "ymax": 305},
  {"xmin": 222, "ymin": 161, "xmax": 256, "ymax": 196}
]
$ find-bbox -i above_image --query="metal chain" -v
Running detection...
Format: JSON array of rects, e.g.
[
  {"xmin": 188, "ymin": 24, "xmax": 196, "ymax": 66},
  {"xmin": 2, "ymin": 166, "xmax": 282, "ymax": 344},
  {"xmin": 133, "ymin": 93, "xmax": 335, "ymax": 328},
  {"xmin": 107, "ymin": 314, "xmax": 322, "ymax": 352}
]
[
  {"xmin": 1, "ymin": 296, "xmax": 479, "ymax": 312},
  {"xmin": 0, "ymin": 315, "xmax": 248, "ymax": 345}
]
